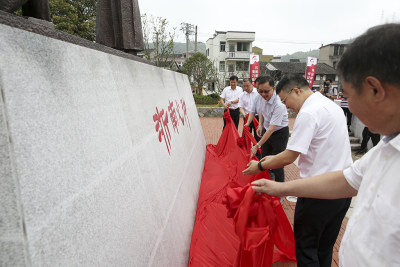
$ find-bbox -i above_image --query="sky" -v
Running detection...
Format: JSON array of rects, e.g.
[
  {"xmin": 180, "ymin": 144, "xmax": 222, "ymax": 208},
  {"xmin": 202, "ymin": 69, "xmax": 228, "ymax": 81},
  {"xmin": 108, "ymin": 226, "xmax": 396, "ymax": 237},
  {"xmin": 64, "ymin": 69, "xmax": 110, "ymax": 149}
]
[{"xmin": 139, "ymin": 0, "xmax": 400, "ymax": 55}]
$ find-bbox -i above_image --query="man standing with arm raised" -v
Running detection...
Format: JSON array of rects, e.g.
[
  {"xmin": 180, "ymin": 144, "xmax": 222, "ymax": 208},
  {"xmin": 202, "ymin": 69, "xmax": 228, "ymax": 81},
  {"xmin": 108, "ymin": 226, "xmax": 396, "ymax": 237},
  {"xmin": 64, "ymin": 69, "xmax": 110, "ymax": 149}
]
[{"xmin": 243, "ymin": 74, "xmax": 352, "ymax": 266}]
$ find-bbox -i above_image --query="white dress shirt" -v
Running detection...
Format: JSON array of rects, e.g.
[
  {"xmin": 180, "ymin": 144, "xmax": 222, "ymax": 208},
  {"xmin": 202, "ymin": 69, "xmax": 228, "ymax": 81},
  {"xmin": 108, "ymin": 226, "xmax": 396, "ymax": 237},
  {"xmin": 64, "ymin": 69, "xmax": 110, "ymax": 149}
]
[
  {"xmin": 341, "ymin": 133, "xmax": 400, "ymax": 266},
  {"xmin": 258, "ymin": 91, "xmax": 288, "ymax": 132},
  {"xmin": 287, "ymin": 92, "xmax": 352, "ymax": 178},
  {"xmin": 238, "ymin": 88, "xmax": 258, "ymax": 114},
  {"xmin": 220, "ymin": 86, "xmax": 243, "ymax": 109}
]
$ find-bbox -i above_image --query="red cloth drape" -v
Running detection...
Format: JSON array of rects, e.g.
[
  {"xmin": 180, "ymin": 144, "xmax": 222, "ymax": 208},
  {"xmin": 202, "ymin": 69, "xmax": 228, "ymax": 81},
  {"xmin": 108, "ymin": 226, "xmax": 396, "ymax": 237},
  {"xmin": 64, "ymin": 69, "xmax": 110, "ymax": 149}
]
[
  {"xmin": 188, "ymin": 110, "xmax": 296, "ymax": 266},
  {"xmin": 239, "ymin": 113, "xmax": 261, "ymax": 155}
]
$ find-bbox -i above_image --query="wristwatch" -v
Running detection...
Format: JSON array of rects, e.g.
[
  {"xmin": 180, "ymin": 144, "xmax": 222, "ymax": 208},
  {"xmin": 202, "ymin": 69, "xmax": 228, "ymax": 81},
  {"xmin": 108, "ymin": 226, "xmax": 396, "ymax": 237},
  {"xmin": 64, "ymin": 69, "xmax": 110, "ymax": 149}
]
[{"xmin": 258, "ymin": 161, "xmax": 266, "ymax": 171}]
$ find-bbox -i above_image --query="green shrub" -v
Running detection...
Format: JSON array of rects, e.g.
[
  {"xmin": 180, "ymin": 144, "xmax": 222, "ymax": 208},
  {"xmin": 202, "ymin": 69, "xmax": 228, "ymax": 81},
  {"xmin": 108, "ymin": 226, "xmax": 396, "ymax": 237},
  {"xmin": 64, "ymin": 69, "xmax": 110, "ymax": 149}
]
[
  {"xmin": 193, "ymin": 94, "xmax": 220, "ymax": 105},
  {"xmin": 209, "ymin": 93, "xmax": 220, "ymax": 99}
]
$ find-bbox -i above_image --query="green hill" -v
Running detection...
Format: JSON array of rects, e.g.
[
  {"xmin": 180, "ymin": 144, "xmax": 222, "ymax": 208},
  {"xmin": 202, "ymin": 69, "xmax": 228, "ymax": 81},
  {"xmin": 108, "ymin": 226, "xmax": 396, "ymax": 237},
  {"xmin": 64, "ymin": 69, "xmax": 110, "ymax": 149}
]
[
  {"xmin": 147, "ymin": 42, "xmax": 206, "ymax": 54},
  {"xmin": 279, "ymin": 49, "xmax": 320, "ymax": 62}
]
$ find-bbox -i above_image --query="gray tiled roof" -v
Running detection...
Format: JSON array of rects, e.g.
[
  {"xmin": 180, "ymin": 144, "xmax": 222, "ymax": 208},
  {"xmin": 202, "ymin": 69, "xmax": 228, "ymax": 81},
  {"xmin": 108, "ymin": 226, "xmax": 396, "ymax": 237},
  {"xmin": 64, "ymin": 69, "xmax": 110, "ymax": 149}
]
[{"xmin": 266, "ymin": 62, "xmax": 337, "ymax": 75}]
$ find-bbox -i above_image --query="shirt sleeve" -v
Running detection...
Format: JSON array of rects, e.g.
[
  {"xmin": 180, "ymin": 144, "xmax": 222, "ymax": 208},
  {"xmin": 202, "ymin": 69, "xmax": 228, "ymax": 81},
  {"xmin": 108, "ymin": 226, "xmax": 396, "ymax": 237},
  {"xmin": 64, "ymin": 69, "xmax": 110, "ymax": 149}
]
[
  {"xmin": 269, "ymin": 104, "xmax": 287, "ymax": 127},
  {"xmin": 286, "ymin": 112, "xmax": 316, "ymax": 154},
  {"xmin": 343, "ymin": 149, "xmax": 372, "ymax": 190},
  {"xmin": 235, "ymin": 88, "xmax": 243, "ymax": 100},
  {"xmin": 220, "ymin": 88, "xmax": 226, "ymax": 99},
  {"xmin": 238, "ymin": 92, "xmax": 244, "ymax": 108}
]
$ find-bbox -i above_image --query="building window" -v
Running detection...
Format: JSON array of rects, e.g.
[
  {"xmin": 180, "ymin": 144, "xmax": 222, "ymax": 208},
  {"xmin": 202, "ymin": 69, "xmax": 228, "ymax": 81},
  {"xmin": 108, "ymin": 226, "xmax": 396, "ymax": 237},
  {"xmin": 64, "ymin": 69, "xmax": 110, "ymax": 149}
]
[
  {"xmin": 339, "ymin": 45, "xmax": 344, "ymax": 55},
  {"xmin": 220, "ymin": 42, "xmax": 226, "ymax": 52},
  {"xmin": 333, "ymin": 61, "xmax": 337, "ymax": 69},
  {"xmin": 236, "ymin": 61, "xmax": 249, "ymax": 71},
  {"xmin": 237, "ymin": 42, "xmax": 250, "ymax": 52},
  {"xmin": 228, "ymin": 63, "xmax": 235, "ymax": 72},
  {"xmin": 206, "ymin": 48, "xmax": 209, "ymax": 56},
  {"xmin": 219, "ymin": 61, "xmax": 225, "ymax": 72}
]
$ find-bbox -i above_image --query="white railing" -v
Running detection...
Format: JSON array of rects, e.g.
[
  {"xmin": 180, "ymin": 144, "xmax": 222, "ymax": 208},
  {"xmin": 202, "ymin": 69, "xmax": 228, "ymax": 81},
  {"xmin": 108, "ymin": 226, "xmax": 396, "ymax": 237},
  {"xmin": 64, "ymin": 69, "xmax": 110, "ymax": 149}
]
[{"xmin": 226, "ymin": 51, "xmax": 251, "ymax": 59}]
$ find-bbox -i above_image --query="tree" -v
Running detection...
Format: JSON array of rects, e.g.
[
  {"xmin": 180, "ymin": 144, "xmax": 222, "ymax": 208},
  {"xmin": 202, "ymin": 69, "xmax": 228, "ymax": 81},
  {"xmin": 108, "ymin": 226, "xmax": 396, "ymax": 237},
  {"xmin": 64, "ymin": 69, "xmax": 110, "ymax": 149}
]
[
  {"xmin": 142, "ymin": 13, "xmax": 176, "ymax": 69},
  {"xmin": 182, "ymin": 52, "xmax": 217, "ymax": 94},
  {"xmin": 214, "ymin": 72, "xmax": 229, "ymax": 94},
  {"xmin": 49, "ymin": 0, "xmax": 96, "ymax": 41}
]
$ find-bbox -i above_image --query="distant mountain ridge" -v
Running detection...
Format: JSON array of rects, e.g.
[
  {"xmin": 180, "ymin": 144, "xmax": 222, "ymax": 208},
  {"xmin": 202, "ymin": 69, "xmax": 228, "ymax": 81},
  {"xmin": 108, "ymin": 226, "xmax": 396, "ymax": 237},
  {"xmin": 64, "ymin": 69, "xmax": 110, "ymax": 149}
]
[
  {"xmin": 173, "ymin": 42, "xmax": 206, "ymax": 54},
  {"xmin": 150, "ymin": 38, "xmax": 352, "ymax": 61},
  {"xmin": 278, "ymin": 49, "xmax": 320, "ymax": 62},
  {"xmin": 147, "ymin": 42, "xmax": 207, "ymax": 54},
  {"xmin": 277, "ymin": 38, "xmax": 352, "ymax": 62}
]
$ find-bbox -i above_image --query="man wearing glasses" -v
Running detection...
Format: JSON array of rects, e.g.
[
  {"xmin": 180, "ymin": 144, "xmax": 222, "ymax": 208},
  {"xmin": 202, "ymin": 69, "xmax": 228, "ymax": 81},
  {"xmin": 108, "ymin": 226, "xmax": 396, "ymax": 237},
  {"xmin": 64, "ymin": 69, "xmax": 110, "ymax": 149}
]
[
  {"xmin": 244, "ymin": 74, "xmax": 352, "ymax": 266},
  {"xmin": 249, "ymin": 76, "xmax": 289, "ymax": 183}
]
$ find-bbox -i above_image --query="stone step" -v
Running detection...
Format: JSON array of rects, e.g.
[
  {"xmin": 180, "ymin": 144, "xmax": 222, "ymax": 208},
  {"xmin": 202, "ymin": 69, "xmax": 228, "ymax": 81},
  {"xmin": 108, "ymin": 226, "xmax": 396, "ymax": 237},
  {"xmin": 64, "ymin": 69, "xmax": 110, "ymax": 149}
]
[
  {"xmin": 351, "ymin": 143, "xmax": 361, "ymax": 151},
  {"xmin": 349, "ymin": 136, "xmax": 360, "ymax": 143}
]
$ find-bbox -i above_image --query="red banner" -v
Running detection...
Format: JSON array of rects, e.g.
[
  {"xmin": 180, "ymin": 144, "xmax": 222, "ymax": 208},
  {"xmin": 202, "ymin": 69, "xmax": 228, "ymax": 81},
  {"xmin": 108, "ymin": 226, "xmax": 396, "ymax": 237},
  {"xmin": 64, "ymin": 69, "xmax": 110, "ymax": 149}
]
[
  {"xmin": 305, "ymin": 57, "xmax": 317, "ymax": 89},
  {"xmin": 250, "ymin": 54, "xmax": 260, "ymax": 86}
]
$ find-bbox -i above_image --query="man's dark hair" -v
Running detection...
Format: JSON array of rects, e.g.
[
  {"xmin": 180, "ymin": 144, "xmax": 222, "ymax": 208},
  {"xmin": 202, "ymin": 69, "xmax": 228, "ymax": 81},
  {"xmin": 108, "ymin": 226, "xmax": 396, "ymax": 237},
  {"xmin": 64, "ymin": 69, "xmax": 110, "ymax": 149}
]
[
  {"xmin": 230, "ymin": 75, "xmax": 239, "ymax": 81},
  {"xmin": 243, "ymin": 78, "xmax": 252, "ymax": 83},
  {"xmin": 276, "ymin": 74, "xmax": 309, "ymax": 94},
  {"xmin": 337, "ymin": 23, "xmax": 400, "ymax": 92},
  {"xmin": 254, "ymin": 76, "xmax": 261, "ymax": 84},
  {"xmin": 326, "ymin": 79, "xmax": 333, "ymax": 83},
  {"xmin": 257, "ymin": 76, "xmax": 274, "ymax": 87}
]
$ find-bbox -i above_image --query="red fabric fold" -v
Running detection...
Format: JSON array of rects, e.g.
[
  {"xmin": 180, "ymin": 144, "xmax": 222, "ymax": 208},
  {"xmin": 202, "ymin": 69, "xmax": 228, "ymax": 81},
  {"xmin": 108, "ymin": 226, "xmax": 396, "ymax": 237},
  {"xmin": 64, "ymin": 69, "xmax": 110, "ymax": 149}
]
[
  {"xmin": 242, "ymin": 114, "xmax": 261, "ymax": 155},
  {"xmin": 188, "ymin": 110, "xmax": 296, "ymax": 267}
]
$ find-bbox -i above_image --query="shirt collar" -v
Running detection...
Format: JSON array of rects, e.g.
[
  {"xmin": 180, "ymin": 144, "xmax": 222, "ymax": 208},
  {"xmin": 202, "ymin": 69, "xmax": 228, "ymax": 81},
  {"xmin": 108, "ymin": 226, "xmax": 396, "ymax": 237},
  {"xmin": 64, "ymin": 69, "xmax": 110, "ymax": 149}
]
[
  {"xmin": 267, "ymin": 91, "xmax": 277, "ymax": 104},
  {"xmin": 383, "ymin": 133, "xmax": 400, "ymax": 151}
]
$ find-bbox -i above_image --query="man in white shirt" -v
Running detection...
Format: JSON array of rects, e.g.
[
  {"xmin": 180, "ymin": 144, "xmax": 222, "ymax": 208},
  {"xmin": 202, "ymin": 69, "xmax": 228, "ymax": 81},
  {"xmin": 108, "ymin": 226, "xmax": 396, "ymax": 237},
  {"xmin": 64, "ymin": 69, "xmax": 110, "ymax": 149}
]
[
  {"xmin": 248, "ymin": 23, "xmax": 400, "ymax": 266},
  {"xmin": 220, "ymin": 75, "xmax": 243, "ymax": 129},
  {"xmin": 239, "ymin": 78, "xmax": 259, "ymax": 135},
  {"xmin": 249, "ymin": 76, "xmax": 289, "ymax": 183},
  {"xmin": 243, "ymin": 74, "xmax": 352, "ymax": 266}
]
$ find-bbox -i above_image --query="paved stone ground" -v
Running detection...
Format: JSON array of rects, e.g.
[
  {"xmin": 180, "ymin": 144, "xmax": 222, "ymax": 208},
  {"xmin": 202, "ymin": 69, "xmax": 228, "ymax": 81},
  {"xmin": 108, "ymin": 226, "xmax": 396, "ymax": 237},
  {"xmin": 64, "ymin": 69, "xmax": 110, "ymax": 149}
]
[{"xmin": 199, "ymin": 117, "xmax": 346, "ymax": 267}]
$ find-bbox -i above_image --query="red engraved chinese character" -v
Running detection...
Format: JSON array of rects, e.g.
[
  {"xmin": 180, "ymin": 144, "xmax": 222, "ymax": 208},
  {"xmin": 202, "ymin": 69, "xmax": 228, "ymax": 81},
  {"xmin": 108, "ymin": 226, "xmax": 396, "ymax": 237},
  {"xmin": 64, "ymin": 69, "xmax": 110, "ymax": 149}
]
[
  {"xmin": 168, "ymin": 100, "xmax": 179, "ymax": 134},
  {"xmin": 153, "ymin": 107, "xmax": 172, "ymax": 154},
  {"xmin": 180, "ymin": 98, "xmax": 191, "ymax": 129}
]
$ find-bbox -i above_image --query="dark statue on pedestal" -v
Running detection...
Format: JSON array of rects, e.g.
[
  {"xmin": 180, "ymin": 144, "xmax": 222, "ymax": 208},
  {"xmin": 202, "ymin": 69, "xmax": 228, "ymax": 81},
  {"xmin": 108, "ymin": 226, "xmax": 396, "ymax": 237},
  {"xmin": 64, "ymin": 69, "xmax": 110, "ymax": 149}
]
[
  {"xmin": 96, "ymin": 0, "xmax": 144, "ymax": 54},
  {"xmin": 0, "ymin": 0, "xmax": 144, "ymax": 54},
  {"xmin": 0, "ymin": 0, "xmax": 50, "ymax": 21}
]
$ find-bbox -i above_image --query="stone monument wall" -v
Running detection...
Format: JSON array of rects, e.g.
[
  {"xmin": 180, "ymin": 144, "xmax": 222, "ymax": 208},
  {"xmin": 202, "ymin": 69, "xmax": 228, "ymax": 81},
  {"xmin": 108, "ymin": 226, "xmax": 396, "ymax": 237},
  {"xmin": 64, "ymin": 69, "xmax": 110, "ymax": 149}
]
[{"xmin": 0, "ymin": 13, "xmax": 205, "ymax": 266}]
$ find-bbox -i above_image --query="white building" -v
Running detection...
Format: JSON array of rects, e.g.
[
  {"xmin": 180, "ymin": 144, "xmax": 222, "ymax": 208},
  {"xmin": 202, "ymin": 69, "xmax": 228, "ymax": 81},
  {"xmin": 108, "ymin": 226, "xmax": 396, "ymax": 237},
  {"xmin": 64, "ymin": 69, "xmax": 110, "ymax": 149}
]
[{"xmin": 206, "ymin": 31, "xmax": 255, "ymax": 91}]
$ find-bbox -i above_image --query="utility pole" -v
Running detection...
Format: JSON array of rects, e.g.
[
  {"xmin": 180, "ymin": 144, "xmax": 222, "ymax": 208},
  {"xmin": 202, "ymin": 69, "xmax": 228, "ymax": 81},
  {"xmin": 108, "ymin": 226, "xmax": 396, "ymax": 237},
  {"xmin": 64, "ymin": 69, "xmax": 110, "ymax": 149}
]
[
  {"xmin": 195, "ymin": 26, "xmax": 198, "ymax": 53},
  {"xmin": 180, "ymin": 23, "xmax": 194, "ymax": 60}
]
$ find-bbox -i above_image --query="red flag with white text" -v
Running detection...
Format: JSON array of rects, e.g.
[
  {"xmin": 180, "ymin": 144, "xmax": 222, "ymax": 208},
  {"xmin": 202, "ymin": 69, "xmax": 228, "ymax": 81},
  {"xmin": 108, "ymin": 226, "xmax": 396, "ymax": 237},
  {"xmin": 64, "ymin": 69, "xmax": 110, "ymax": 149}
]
[
  {"xmin": 250, "ymin": 54, "xmax": 260, "ymax": 86},
  {"xmin": 305, "ymin": 57, "xmax": 317, "ymax": 89}
]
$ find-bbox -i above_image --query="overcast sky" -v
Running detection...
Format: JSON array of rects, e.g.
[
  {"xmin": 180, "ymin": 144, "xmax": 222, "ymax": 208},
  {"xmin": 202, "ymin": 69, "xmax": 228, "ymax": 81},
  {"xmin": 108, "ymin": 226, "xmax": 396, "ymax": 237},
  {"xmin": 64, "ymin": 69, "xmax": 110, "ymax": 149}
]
[{"xmin": 139, "ymin": 0, "xmax": 400, "ymax": 55}]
